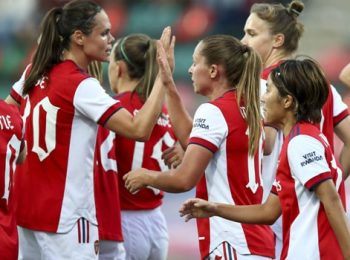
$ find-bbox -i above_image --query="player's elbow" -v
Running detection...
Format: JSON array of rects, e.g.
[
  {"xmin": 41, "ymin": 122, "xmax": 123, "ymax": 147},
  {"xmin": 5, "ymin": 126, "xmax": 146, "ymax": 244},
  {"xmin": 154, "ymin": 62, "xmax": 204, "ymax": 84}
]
[
  {"xmin": 171, "ymin": 178, "xmax": 195, "ymax": 193},
  {"xmin": 130, "ymin": 129, "xmax": 152, "ymax": 142}
]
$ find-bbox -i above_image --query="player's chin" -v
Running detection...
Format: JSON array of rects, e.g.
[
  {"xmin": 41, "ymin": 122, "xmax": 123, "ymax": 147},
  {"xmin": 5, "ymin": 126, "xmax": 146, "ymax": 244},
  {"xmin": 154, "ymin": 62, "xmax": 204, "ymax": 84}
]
[{"xmin": 94, "ymin": 53, "xmax": 110, "ymax": 62}]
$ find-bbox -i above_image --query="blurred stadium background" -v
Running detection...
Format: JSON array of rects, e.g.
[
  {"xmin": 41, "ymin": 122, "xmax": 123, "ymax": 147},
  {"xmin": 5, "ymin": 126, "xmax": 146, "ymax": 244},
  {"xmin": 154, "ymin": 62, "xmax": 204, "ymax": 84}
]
[{"xmin": 1, "ymin": 0, "xmax": 350, "ymax": 259}]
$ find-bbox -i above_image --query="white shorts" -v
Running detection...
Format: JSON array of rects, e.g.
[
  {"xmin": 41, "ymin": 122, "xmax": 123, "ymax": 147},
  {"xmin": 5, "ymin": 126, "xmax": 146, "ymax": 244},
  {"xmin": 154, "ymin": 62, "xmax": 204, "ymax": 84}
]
[
  {"xmin": 18, "ymin": 218, "xmax": 99, "ymax": 260},
  {"xmin": 99, "ymin": 240, "xmax": 126, "ymax": 260},
  {"xmin": 121, "ymin": 207, "xmax": 168, "ymax": 260},
  {"xmin": 207, "ymin": 241, "xmax": 273, "ymax": 260}
]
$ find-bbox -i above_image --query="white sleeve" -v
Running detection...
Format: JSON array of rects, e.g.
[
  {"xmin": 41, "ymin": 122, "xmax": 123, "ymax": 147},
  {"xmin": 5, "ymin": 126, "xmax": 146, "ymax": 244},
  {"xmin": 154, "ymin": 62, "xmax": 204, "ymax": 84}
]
[
  {"xmin": 331, "ymin": 85, "xmax": 348, "ymax": 117},
  {"xmin": 12, "ymin": 64, "xmax": 31, "ymax": 97},
  {"xmin": 260, "ymin": 79, "xmax": 267, "ymax": 118},
  {"xmin": 73, "ymin": 77, "xmax": 120, "ymax": 123},
  {"xmin": 189, "ymin": 103, "xmax": 227, "ymax": 151},
  {"xmin": 287, "ymin": 135, "xmax": 331, "ymax": 187}
]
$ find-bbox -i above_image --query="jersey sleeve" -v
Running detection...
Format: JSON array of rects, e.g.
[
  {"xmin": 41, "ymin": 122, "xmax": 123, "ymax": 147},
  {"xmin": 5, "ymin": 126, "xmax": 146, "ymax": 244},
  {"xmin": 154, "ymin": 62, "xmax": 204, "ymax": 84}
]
[
  {"xmin": 10, "ymin": 64, "xmax": 31, "ymax": 103},
  {"xmin": 287, "ymin": 135, "xmax": 331, "ymax": 190},
  {"xmin": 188, "ymin": 103, "xmax": 227, "ymax": 153},
  {"xmin": 331, "ymin": 85, "xmax": 349, "ymax": 125},
  {"xmin": 73, "ymin": 77, "xmax": 123, "ymax": 124}
]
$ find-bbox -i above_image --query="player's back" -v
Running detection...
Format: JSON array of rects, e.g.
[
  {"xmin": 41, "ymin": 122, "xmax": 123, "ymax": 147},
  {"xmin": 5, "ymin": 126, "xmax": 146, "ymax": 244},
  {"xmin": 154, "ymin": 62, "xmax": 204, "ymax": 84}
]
[
  {"xmin": 115, "ymin": 91, "xmax": 176, "ymax": 210},
  {"xmin": 0, "ymin": 100, "xmax": 23, "ymax": 260}
]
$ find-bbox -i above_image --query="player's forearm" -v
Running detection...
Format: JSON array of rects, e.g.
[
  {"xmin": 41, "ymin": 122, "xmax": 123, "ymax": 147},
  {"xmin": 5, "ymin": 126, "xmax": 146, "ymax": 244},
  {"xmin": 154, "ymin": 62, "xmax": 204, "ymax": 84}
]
[
  {"xmin": 340, "ymin": 144, "xmax": 350, "ymax": 179},
  {"xmin": 165, "ymin": 85, "xmax": 193, "ymax": 149},
  {"xmin": 316, "ymin": 180, "xmax": 350, "ymax": 258},
  {"xmin": 133, "ymin": 76, "xmax": 166, "ymax": 140},
  {"xmin": 323, "ymin": 196, "xmax": 350, "ymax": 259},
  {"xmin": 213, "ymin": 202, "xmax": 276, "ymax": 225},
  {"xmin": 146, "ymin": 168, "xmax": 195, "ymax": 193}
]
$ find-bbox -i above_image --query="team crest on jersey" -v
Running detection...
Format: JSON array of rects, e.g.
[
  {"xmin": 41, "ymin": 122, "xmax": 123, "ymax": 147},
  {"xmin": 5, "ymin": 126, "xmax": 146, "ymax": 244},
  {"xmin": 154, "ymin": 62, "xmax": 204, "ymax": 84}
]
[{"xmin": 94, "ymin": 240, "xmax": 99, "ymax": 255}]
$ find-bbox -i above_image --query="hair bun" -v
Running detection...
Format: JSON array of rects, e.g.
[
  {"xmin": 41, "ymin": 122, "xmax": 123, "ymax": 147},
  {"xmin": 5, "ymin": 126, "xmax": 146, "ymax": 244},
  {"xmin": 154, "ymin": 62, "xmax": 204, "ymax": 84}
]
[{"xmin": 287, "ymin": 0, "xmax": 304, "ymax": 18}]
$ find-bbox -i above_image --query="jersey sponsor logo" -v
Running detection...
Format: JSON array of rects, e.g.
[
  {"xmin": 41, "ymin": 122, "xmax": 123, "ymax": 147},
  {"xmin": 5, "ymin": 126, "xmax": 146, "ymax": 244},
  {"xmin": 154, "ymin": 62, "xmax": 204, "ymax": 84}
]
[
  {"xmin": 193, "ymin": 118, "xmax": 209, "ymax": 129},
  {"xmin": 133, "ymin": 109, "xmax": 171, "ymax": 127},
  {"xmin": 157, "ymin": 113, "xmax": 171, "ymax": 127},
  {"xmin": 300, "ymin": 151, "xmax": 323, "ymax": 167}
]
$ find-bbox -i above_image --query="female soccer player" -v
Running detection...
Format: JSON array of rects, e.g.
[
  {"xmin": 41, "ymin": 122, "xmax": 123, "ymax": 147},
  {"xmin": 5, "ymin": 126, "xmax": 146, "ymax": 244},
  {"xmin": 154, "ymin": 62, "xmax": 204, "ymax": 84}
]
[
  {"xmin": 0, "ymin": 100, "xmax": 25, "ymax": 260},
  {"xmin": 180, "ymin": 58, "xmax": 350, "ymax": 260},
  {"xmin": 94, "ymin": 30, "xmax": 178, "ymax": 260},
  {"xmin": 241, "ymin": 1, "xmax": 350, "ymax": 258},
  {"xmin": 5, "ymin": 0, "xmax": 170, "ymax": 258},
  {"xmin": 124, "ymin": 35, "xmax": 275, "ymax": 259}
]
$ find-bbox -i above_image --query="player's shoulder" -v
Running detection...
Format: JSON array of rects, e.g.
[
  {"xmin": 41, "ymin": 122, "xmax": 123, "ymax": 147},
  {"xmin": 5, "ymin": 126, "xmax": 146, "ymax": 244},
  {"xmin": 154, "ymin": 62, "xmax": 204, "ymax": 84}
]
[{"xmin": 0, "ymin": 100, "xmax": 21, "ymax": 117}]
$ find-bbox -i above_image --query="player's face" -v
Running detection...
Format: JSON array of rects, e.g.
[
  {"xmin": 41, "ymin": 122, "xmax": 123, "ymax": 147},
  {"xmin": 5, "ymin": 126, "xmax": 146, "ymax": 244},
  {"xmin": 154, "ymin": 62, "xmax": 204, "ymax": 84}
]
[
  {"xmin": 241, "ymin": 13, "xmax": 275, "ymax": 66},
  {"xmin": 82, "ymin": 10, "xmax": 114, "ymax": 63},
  {"xmin": 261, "ymin": 76, "xmax": 286, "ymax": 128},
  {"xmin": 188, "ymin": 42, "xmax": 212, "ymax": 97}
]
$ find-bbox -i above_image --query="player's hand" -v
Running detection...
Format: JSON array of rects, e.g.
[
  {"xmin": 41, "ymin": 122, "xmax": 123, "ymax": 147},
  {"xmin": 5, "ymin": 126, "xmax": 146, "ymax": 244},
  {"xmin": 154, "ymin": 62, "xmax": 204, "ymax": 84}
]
[
  {"xmin": 159, "ymin": 26, "xmax": 176, "ymax": 73},
  {"xmin": 162, "ymin": 143, "xmax": 184, "ymax": 169},
  {"xmin": 156, "ymin": 40, "xmax": 175, "ymax": 89},
  {"xmin": 123, "ymin": 168, "xmax": 150, "ymax": 194},
  {"xmin": 179, "ymin": 198, "xmax": 217, "ymax": 222}
]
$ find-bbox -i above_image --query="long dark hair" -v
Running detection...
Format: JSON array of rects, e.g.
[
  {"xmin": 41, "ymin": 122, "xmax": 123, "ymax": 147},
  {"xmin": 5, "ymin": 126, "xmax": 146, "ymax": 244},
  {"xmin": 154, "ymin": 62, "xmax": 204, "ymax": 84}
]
[
  {"xmin": 270, "ymin": 58, "xmax": 329, "ymax": 123},
  {"xmin": 23, "ymin": 0, "xmax": 102, "ymax": 95}
]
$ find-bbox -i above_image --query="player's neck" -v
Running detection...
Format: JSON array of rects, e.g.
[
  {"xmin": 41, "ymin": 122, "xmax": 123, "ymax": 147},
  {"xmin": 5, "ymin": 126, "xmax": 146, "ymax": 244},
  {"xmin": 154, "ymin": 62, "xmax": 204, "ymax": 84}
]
[
  {"xmin": 116, "ymin": 78, "xmax": 139, "ymax": 94},
  {"xmin": 282, "ymin": 114, "xmax": 297, "ymax": 137},
  {"xmin": 62, "ymin": 49, "xmax": 89, "ymax": 71},
  {"xmin": 264, "ymin": 51, "xmax": 292, "ymax": 69}
]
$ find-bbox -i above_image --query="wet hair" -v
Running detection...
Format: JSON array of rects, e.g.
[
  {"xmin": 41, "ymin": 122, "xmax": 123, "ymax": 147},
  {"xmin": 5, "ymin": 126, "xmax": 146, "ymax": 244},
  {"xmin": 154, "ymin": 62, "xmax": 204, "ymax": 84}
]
[
  {"xmin": 270, "ymin": 58, "xmax": 329, "ymax": 123},
  {"xmin": 112, "ymin": 34, "xmax": 158, "ymax": 101},
  {"xmin": 23, "ymin": 0, "xmax": 102, "ymax": 95},
  {"xmin": 200, "ymin": 35, "xmax": 262, "ymax": 156},
  {"xmin": 251, "ymin": 0, "xmax": 304, "ymax": 55}
]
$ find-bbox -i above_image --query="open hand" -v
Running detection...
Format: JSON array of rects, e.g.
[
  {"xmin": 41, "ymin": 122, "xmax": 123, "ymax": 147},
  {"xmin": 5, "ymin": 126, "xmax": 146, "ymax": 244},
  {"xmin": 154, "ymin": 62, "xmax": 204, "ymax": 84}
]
[
  {"xmin": 179, "ymin": 198, "xmax": 217, "ymax": 222},
  {"xmin": 159, "ymin": 26, "xmax": 176, "ymax": 72}
]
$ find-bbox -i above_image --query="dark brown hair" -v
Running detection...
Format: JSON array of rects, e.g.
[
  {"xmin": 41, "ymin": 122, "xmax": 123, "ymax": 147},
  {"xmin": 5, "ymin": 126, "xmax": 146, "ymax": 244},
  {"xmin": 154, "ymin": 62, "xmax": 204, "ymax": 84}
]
[{"xmin": 270, "ymin": 58, "xmax": 329, "ymax": 123}]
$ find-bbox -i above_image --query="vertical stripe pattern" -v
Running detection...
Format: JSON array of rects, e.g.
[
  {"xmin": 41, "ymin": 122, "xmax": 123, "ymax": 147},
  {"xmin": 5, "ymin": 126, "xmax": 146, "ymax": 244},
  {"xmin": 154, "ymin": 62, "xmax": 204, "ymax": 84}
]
[{"xmin": 77, "ymin": 218, "xmax": 90, "ymax": 243}]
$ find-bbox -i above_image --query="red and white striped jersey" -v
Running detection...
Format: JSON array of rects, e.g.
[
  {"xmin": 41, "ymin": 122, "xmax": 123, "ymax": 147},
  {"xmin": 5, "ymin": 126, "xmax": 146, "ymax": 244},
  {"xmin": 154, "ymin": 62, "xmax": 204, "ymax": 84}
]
[
  {"xmin": 93, "ymin": 125, "xmax": 123, "ymax": 241},
  {"xmin": 115, "ymin": 92, "xmax": 176, "ymax": 210},
  {"xmin": 193, "ymin": 90, "xmax": 275, "ymax": 259},
  {"xmin": 12, "ymin": 60, "xmax": 122, "ymax": 233},
  {"xmin": 272, "ymin": 122, "xmax": 345, "ymax": 259},
  {"xmin": 0, "ymin": 100, "xmax": 23, "ymax": 260}
]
